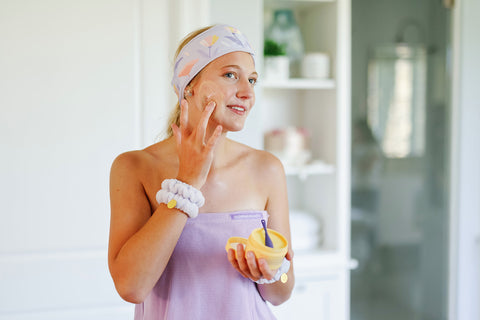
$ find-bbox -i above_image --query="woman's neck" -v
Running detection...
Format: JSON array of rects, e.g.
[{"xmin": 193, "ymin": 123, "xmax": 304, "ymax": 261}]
[{"xmin": 209, "ymin": 132, "xmax": 231, "ymax": 169}]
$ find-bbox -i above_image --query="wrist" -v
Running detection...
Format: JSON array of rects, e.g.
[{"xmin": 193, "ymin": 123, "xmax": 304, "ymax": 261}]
[
  {"xmin": 156, "ymin": 179, "xmax": 205, "ymax": 218},
  {"xmin": 255, "ymin": 258, "xmax": 291, "ymax": 285}
]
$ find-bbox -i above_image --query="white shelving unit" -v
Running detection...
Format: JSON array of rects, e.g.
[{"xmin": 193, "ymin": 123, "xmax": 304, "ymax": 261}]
[
  {"xmin": 284, "ymin": 161, "xmax": 335, "ymax": 179},
  {"xmin": 209, "ymin": 0, "xmax": 351, "ymax": 319},
  {"xmin": 262, "ymin": 78, "xmax": 336, "ymax": 89}
]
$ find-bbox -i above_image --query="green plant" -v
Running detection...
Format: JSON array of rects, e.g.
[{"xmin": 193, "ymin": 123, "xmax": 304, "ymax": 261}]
[{"xmin": 264, "ymin": 39, "xmax": 286, "ymax": 56}]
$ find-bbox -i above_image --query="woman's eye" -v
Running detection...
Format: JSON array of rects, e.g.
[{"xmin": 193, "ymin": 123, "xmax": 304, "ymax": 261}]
[
  {"xmin": 249, "ymin": 78, "xmax": 257, "ymax": 85},
  {"xmin": 224, "ymin": 72, "xmax": 236, "ymax": 79}
]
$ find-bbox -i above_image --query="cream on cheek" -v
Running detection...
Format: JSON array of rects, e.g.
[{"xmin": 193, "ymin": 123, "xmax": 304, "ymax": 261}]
[
  {"xmin": 196, "ymin": 80, "xmax": 225, "ymax": 108},
  {"xmin": 192, "ymin": 80, "xmax": 228, "ymax": 125},
  {"xmin": 187, "ymin": 79, "xmax": 225, "ymax": 131}
]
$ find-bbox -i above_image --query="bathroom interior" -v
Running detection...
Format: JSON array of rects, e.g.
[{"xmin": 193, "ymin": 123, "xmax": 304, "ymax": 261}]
[{"xmin": 349, "ymin": 0, "xmax": 450, "ymax": 319}]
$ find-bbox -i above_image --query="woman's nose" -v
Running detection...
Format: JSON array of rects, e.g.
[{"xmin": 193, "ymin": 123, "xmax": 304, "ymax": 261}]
[{"xmin": 236, "ymin": 78, "xmax": 254, "ymax": 100}]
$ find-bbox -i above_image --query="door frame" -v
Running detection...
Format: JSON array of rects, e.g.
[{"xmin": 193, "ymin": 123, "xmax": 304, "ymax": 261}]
[{"xmin": 449, "ymin": 0, "xmax": 480, "ymax": 319}]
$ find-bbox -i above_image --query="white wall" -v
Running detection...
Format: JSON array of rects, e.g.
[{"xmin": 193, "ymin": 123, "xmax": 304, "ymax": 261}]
[
  {"xmin": 450, "ymin": 0, "xmax": 480, "ymax": 318},
  {"xmin": 0, "ymin": 0, "xmax": 171, "ymax": 318}
]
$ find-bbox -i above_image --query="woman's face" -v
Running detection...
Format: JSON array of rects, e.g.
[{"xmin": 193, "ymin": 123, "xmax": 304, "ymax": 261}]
[{"xmin": 188, "ymin": 51, "xmax": 257, "ymax": 133}]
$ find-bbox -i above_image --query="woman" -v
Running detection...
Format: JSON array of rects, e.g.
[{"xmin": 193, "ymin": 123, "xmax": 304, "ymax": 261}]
[{"xmin": 108, "ymin": 24, "xmax": 294, "ymax": 319}]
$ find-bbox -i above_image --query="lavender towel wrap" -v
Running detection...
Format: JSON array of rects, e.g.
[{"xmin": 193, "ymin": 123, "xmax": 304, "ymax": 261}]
[{"xmin": 134, "ymin": 211, "xmax": 276, "ymax": 320}]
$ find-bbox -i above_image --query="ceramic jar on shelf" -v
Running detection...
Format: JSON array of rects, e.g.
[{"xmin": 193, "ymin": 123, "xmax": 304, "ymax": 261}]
[{"xmin": 264, "ymin": 9, "xmax": 305, "ymax": 78}]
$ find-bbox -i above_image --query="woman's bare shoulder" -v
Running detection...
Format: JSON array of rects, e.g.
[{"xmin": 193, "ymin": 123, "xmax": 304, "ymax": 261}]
[
  {"xmin": 111, "ymin": 149, "xmax": 151, "ymax": 174},
  {"xmin": 256, "ymin": 150, "xmax": 285, "ymax": 181},
  {"xmin": 229, "ymin": 139, "xmax": 285, "ymax": 178},
  {"xmin": 111, "ymin": 139, "xmax": 176, "ymax": 175}
]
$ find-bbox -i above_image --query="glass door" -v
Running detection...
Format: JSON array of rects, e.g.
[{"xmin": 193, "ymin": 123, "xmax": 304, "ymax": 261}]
[{"xmin": 350, "ymin": 1, "xmax": 452, "ymax": 319}]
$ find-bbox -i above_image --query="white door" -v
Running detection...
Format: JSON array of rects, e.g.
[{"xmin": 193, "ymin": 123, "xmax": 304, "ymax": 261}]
[
  {"xmin": 0, "ymin": 1, "xmax": 168, "ymax": 318},
  {"xmin": 450, "ymin": 0, "xmax": 480, "ymax": 319}
]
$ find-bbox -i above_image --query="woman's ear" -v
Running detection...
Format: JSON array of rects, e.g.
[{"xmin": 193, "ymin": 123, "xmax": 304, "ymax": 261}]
[{"xmin": 185, "ymin": 87, "xmax": 193, "ymax": 97}]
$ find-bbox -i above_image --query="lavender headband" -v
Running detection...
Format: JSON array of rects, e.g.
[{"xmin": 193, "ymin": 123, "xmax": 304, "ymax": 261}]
[{"xmin": 172, "ymin": 24, "xmax": 255, "ymax": 102}]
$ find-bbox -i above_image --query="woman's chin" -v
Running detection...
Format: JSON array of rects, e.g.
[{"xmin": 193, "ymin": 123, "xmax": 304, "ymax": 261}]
[
  {"xmin": 212, "ymin": 116, "xmax": 247, "ymax": 133},
  {"xmin": 222, "ymin": 121, "xmax": 247, "ymax": 133}
]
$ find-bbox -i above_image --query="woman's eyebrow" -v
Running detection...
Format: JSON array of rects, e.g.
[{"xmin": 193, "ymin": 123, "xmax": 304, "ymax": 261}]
[
  {"xmin": 222, "ymin": 64, "xmax": 241, "ymax": 70},
  {"xmin": 222, "ymin": 65, "xmax": 258, "ymax": 77}
]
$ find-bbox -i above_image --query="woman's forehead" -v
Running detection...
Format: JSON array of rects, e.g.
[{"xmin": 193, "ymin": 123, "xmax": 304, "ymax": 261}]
[{"xmin": 207, "ymin": 52, "xmax": 256, "ymax": 72}]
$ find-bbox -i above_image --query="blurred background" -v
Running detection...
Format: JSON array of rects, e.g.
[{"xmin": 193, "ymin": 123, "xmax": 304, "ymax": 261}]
[
  {"xmin": 350, "ymin": 1, "xmax": 450, "ymax": 319},
  {"xmin": 1, "ymin": 0, "xmax": 478, "ymax": 319}
]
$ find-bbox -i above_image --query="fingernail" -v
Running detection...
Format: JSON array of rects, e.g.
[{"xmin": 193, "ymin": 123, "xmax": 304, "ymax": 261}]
[{"xmin": 208, "ymin": 101, "xmax": 216, "ymax": 108}]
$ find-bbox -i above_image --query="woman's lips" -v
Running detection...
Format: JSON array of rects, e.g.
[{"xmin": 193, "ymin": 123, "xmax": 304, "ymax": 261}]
[{"xmin": 227, "ymin": 105, "xmax": 246, "ymax": 115}]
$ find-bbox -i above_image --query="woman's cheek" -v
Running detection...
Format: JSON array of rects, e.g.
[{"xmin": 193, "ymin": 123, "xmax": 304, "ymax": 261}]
[{"xmin": 197, "ymin": 81, "xmax": 225, "ymax": 108}]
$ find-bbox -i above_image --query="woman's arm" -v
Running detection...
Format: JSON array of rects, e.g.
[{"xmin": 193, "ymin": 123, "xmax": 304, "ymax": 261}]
[
  {"xmin": 226, "ymin": 153, "xmax": 295, "ymax": 305},
  {"xmin": 108, "ymin": 100, "xmax": 222, "ymax": 304},
  {"xmin": 108, "ymin": 152, "xmax": 190, "ymax": 304},
  {"xmin": 256, "ymin": 154, "xmax": 295, "ymax": 305}
]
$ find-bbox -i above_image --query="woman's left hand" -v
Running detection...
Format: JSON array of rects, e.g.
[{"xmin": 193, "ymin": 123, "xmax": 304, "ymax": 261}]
[{"xmin": 227, "ymin": 244, "xmax": 276, "ymax": 282}]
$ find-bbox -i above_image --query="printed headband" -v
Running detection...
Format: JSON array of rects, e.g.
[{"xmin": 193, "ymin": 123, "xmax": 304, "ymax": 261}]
[{"xmin": 172, "ymin": 24, "xmax": 255, "ymax": 102}]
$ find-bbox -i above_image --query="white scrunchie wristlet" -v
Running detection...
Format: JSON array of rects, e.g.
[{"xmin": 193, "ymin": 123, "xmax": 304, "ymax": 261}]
[
  {"xmin": 156, "ymin": 179, "xmax": 205, "ymax": 218},
  {"xmin": 255, "ymin": 258, "xmax": 291, "ymax": 284}
]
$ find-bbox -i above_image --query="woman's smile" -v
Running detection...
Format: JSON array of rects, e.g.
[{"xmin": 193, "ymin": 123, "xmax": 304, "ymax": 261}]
[{"xmin": 227, "ymin": 104, "xmax": 247, "ymax": 115}]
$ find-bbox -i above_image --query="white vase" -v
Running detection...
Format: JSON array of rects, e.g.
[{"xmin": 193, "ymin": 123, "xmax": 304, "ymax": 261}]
[
  {"xmin": 301, "ymin": 52, "xmax": 330, "ymax": 79},
  {"xmin": 264, "ymin": 56, "xmax": 290, "ymax": 81}
]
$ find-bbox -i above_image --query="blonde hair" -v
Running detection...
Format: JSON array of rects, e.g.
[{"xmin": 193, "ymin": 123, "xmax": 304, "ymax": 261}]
[{"xmin": 166, "ymin": 25, "xmax": 214, "ymax": 138}]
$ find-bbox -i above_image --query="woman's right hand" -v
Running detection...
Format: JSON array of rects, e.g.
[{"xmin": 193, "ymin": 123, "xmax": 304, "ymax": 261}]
[{"xmin": 171, "ymin": 98, "xmax": 223, "ymax": 189}]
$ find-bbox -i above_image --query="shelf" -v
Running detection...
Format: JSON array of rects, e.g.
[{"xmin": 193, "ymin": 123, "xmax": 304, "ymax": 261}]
[
  {"xmin": 265, "ymin": 0, "xmax": 334, "ymax": 3},
  {"xmin": 261, "ymin": 78, "xmax": 335, "ymax": 90},
  {"xmin": 293, "ymin": 250, "xmax": 354, "ymax": 276},
  {"xmin": 265, "ymin": 0, "xmax": 335, "ymax": 9},
  {"xmin": 284, "ymin": 161, "xmax": 335, "ymax": 179}
]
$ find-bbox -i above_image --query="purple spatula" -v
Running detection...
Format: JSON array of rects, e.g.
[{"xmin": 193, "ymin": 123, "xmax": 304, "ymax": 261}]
[{"xmin": 261, "ymin": 219, "xmax": 274, "ymax": 248}]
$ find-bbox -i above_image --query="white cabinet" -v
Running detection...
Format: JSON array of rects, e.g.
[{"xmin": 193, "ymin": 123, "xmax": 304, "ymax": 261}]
[
  {"xmin": 270, "ymin": 252, "xmax": 349, "ymax": 320},
  {"xmin": 272, "ymin": 277, "xmax": 342, "ymax": 320},
  {"xmin": 209, "ymin": 0, "xmax": 351, "ymax": 319}
]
